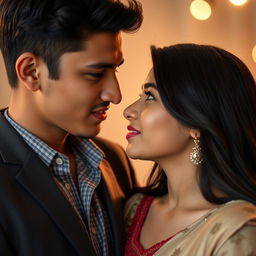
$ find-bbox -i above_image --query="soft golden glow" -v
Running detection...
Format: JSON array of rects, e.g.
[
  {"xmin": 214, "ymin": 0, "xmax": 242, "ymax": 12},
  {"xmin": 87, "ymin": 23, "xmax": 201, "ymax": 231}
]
[
  {"xmin": 252, "ymin": 45, "xmax": 256, "ymax": 63},
  {"xmin": 229, "ymin": 0, "xmax": 248, "ymax": 6},
  {"xmin": 190, "ymin": 0, "xmax": 212, "ymax": 20}
]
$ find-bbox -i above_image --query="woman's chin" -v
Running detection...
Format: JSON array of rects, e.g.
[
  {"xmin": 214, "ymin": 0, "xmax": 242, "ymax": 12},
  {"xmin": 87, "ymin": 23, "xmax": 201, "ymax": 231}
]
[
  {"xmin": 126, "ymin": 147, "xmax": 140, "ymax": 160},
  {"xmin": 126, "ymin": 147, "xmax": 150, "ymax": 161}
]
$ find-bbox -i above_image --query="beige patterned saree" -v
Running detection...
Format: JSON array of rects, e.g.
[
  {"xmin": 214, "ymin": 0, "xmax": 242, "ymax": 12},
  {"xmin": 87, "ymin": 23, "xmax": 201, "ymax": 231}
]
[{"xmin": 125, "ymin": 193, "xmax": 256, "ymax": 256}]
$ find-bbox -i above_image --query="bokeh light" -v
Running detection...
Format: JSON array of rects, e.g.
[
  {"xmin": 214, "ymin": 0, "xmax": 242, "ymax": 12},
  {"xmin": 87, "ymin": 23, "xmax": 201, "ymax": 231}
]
[
  {"xmin": 190, "ymin": 0, "xmax": 212, "ymax": 20},
  {"xmin": 229, "ymin": 0, "xmax": 248, "ymax": 6}
]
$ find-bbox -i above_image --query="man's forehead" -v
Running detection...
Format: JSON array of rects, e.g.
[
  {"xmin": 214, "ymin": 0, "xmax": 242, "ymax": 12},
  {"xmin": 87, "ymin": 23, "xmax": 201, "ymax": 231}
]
[
  {"xmin": 83, "ymin": 32, "xmax": 122, "ymax": 50},
  {"xmin": 59, "ymin": 32, "xmax": 123, "ymax": 68}
]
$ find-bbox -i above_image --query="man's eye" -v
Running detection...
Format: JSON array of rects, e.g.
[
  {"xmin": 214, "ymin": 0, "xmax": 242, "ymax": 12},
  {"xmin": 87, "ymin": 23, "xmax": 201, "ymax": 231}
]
[
  {"xmin": 86, "ymin": 72, "xmax": 104, "ymax": 79},
  {"xmin": 144, "ymin": 91, "xmax": 155, "ymax": 100}
]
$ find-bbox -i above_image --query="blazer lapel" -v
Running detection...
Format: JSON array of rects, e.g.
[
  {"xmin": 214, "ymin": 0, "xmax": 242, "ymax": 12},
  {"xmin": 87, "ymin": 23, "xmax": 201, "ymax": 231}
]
[
  {"xmin": 0, "ymin": 112, "xmax": 95, "ymax": 256},
  {"xmin": 15, "ymin": 151, "xmax": 96, "ymax": 256},
  {"xmin": 99, "ymin": 159, "xmax": 126, "ymax": 256},
  {"xmin": 0, "ymin": 111, "xmax": 95, "ymax": 255}
]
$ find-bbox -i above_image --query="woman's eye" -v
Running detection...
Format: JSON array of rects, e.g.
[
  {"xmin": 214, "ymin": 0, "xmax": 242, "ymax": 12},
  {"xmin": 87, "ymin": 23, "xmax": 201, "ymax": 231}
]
[{"xmin": 144, "ymin": 91, "xmax": 155, "ymax": 100}]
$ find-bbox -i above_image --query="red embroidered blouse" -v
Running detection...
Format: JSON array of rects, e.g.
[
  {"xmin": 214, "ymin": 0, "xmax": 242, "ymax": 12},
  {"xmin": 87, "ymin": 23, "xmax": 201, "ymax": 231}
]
[{"xmin": 125, "ymin": 195, "xmax": 175, "ymax": 256}]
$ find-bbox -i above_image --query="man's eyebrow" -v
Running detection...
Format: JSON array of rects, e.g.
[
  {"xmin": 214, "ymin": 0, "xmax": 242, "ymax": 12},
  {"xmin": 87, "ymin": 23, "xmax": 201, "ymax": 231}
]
[
  {"xmin": 85, "ymin": 59, "xmax": 124, "ymax": 69},
  {"xmin": 142, "ymin": 82, "xmax": 157, "ymax": 90}
]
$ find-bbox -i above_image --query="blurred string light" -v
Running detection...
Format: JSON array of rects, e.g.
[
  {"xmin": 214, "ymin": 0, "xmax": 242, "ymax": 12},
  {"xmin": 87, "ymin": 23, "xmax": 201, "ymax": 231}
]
[
  {"xmin": 190, "ymin": 0, "xmax": 248, "ymax": 21},
  {"xmin": 190, "ymin": 0, "xmax": 254, "ymax": 63},
  {"xmin": 190, "ymin": 0, "xmax": 212, "ymax": 20},
  {"xmin": 229, "ymin": 0, "xmax": 248, "ymax": 6}
]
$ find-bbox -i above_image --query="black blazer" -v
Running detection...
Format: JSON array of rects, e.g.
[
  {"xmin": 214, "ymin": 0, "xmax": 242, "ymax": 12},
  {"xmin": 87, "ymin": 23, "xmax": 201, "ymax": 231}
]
[{"xmin": 0, "ymin": 111, "xmax": 137, "ymax": 256}]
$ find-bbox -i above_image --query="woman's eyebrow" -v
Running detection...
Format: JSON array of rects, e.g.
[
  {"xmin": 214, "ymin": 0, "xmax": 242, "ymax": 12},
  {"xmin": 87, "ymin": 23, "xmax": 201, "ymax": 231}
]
[{"xmin": 142, "ymin": 82, "xmax": 157, "ymax": 90}]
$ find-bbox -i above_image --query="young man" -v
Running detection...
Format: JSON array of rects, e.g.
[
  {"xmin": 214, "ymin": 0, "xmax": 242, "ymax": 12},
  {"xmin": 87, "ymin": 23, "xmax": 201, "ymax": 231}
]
[{"xmin": 0, "ymin": 0, "xmax": 142, "ymax": 255}]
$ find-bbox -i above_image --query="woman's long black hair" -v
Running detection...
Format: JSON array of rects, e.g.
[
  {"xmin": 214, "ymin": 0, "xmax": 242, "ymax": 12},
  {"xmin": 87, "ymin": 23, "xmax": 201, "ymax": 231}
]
[{"xmin": 142, "ymin": 44, "xmax": 256, "ymax": 205}]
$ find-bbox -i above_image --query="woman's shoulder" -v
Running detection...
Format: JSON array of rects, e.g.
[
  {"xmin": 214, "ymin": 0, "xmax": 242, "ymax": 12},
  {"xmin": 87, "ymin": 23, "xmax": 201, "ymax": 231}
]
[
  {"xmin": 215, "ymin": 219, "xmax": 256, "ymax": 256},
  {"xmin": 198, "ymin": 200, "xmax": 256, "ymax": 254},
  {"xmin": 210, "ymin": 200, "xmax": 256, "ymax": 255},
  {"xmin": 198, "ymin": 200, "xmax": 256, "ymax": 238},
  {"xmin": 208, "ymin": 200, "xmax": 256, "ymax": 224},
  {"xmin": 154, "ymin": 200, "xmax": 256, "ymax": 256}
]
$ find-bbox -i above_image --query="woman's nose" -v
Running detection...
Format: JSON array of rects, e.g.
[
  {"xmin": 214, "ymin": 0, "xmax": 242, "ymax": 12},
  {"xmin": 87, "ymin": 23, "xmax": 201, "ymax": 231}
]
[{"xmin": 123, "ymin": 101, "xmax": 138, "ymax": 120}]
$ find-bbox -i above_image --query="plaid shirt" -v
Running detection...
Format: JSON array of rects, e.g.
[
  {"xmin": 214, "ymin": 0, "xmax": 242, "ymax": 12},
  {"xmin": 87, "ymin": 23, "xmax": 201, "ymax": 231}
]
[{"xmin": 4, "ymin": 110, "xmax": 112, "ymax": 256}]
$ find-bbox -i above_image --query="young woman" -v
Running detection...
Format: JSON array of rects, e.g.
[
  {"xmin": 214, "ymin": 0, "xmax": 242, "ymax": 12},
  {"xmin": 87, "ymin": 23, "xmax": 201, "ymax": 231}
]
[{"xmin": 123, "ymin": 44, "xmax": 256, "ymax": 256}]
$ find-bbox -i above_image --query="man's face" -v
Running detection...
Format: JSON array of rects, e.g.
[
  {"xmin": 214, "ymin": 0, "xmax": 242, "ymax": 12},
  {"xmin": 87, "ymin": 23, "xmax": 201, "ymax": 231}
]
[{"xmin": 35, "ymin": 32, "xmax": 123, "ymax": 139}]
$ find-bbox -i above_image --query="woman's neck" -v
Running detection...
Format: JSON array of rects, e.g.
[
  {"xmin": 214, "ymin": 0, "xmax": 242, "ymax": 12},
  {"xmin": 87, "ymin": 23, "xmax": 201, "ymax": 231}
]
[{"xmin": 158, "ymin": 158, "xmax": 215, "ymax": 211}]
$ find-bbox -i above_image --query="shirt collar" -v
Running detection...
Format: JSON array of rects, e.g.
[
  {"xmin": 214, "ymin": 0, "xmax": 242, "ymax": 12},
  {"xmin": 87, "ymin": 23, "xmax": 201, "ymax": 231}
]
[
  {"xmin": 4, "ymin": 110, "xmax": 104, "ymax": 168},
  {"xmin": 70, "ymin": 135, "xmax": 104, "ymax": 169}
]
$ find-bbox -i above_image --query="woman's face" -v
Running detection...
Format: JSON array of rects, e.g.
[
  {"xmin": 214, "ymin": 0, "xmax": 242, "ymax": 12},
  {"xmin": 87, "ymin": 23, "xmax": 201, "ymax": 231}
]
[{"xmin": 123, "ymin": 69, "xmax": 192, "ymax": 163}]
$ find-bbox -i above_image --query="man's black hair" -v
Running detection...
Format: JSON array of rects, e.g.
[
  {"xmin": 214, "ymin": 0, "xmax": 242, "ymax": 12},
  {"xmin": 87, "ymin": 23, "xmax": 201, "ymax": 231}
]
[{"xmin": 0, "ymin": 0, "xmax": 143, "ymax": 87}]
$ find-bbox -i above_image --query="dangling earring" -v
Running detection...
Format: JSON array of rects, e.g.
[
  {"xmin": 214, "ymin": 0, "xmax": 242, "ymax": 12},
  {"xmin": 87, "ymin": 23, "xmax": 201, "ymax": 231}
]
[{"xmin": 190, "ymin": 137, "xmax": 203, "ymax": 165}]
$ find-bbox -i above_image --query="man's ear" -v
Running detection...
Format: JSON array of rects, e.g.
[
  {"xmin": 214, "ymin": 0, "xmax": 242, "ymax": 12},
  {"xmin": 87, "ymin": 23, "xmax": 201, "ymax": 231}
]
[
  {"xmin": 189, "ymin": 128, "xmax": 200, "ymax": 139},
  {"xmin": 15, "ymin": 52, "xmax": 41, "ymax": 91}
]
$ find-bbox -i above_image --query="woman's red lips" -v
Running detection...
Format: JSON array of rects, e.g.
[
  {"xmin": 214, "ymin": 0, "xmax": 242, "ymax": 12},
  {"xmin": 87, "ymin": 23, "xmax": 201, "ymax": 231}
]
[{"xmin": 126, "ymin": 125, "xmax": 141, "ymax": 140}]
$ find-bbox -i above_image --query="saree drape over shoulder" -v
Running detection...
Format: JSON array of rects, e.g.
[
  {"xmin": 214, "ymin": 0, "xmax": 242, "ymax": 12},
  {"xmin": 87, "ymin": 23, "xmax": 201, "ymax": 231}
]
[{"xmin": 125, "ymin": 193, "xmax": 256, "ymax": 256}]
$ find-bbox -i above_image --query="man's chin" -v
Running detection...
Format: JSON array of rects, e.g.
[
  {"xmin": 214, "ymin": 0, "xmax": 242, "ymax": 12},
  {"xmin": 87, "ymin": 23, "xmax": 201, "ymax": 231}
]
[{"xmin": 75, "ymin": 127, "xmax": 101, "ymax": 139}]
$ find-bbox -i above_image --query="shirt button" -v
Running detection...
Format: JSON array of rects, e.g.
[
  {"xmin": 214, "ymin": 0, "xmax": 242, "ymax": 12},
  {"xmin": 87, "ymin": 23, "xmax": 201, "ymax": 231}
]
[
  {"xmin": 55, "ymin": 157, "xmax": 63, "ymax": 165},
  {"xmin": 65, "ymin": 183, "xmax": 71, "ymax": 190},
  {"xmin": 91, "ymin": 226, "xmax": 96, "ymax": 234}
]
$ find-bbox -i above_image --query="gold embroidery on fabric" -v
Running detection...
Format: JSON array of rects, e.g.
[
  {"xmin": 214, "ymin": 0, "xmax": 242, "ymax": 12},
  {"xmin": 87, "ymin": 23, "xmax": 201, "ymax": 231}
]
[
  {"xmin": 230, "ymin": 232, "xmax": 245, "ymax": 245},
  {"xmin": 171, "ymin": 248, "xmax": 181, "ymax": 256},
  {"xmin": 210, "ymin": 222, "xmax": 222, "ymax": 235},
  {"xmin": 125, "ymin": 194, "xmax": 144, "ymax": 231},
  {"xmin": 182, "ymin": 227, "xmax": 189, "ymax": 234}
]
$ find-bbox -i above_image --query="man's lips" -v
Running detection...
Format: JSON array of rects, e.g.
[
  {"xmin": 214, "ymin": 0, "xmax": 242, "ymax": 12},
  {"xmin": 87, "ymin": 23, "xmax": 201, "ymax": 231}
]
[
  {"xmin": 91, "ymin": 106, "xmax": 109, "ymax": 121},
  {"xmin": 126, "ymin": 125, "xmax": 141, "ymax": 140}
]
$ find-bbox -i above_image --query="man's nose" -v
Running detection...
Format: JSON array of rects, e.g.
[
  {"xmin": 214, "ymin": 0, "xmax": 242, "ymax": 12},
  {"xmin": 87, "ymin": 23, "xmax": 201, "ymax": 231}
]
[{"xmin": 101, "ymin": 74, "xmax": 122, "ymax": 104}]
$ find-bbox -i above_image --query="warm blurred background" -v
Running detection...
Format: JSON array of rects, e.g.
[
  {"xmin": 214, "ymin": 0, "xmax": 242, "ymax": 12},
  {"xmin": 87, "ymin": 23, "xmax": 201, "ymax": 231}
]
[{"xmin": 0, "ymin": 0, "xmax": 255, "ymax": 184}]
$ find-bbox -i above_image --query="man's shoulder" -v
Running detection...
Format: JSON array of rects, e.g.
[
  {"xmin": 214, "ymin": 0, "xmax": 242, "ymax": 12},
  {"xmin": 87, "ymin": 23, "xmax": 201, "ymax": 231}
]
[
  {"xmin": 91, "ymin": 136, "xmax": 136, "ymax": 188},
  {"xmin": 91, "ymin": 136, "xmax": 129, "ymax": 167}
]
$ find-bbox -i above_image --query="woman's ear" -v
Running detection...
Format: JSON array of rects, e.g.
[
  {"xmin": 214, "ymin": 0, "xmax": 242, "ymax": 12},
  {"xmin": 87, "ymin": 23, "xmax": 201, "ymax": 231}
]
[
  {"xmin": 15, "ymin": 52, "xmax": 40, "ymax": 91},
  {"xmin": 189, "ymin": 128, "xmax": 200, "ymax": 139}
]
